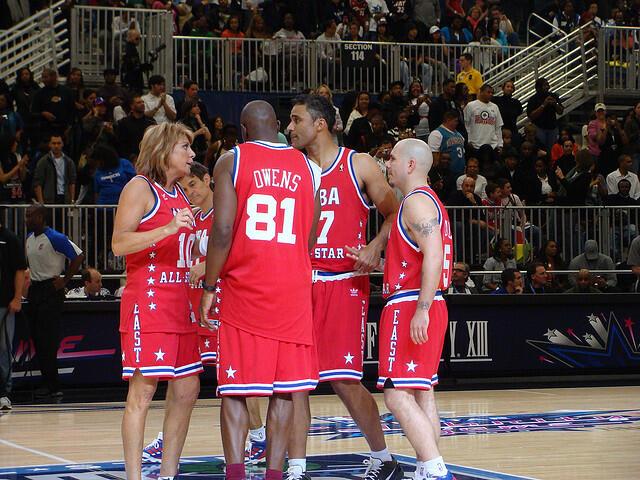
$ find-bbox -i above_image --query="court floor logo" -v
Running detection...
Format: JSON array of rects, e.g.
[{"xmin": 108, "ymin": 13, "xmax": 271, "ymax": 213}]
[
  {"xmin": 307, "ymin": 409, "xmax": 640, "ymax": 440},
  {"xmin": 0, "ymin": 453, "xmax": 534, "ymax": 480}
]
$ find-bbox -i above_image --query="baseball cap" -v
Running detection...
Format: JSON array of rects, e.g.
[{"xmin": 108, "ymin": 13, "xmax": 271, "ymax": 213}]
[
  {"xmin": 378, "ymin": 17, "xmax": 387, "ymax": 25},
  {"xmin": 594, "ymin": 102, "xmax": 606, "ymax": 112},
  {"xmin": 429, "ymin": 25, "xmax": 440, "ymax": 35},
  {"xmin": 93, "ymin": 96, "xmax": 106, "ymax": 106},
  {"xmin": 584, "ymin": 240, "xmax": 599, "ymax": 260}
]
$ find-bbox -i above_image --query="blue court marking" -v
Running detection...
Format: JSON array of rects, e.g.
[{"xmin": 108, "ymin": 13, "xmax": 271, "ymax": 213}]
[{"xmin": 0, "ymin": 453, "xmax": 538, "ymax": 480}]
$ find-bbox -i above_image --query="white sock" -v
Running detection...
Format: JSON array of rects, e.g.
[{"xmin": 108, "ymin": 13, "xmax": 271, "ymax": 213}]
[
  {"xmin": 288, "ymin": 459, "xmax": 307, "ymax": 472},
  {"xmin": 415, "ymin": 457, "xmax": 447, "ymax": 478},
  {"xmin": 157, "ymin": 431, "xmax": 163, "ymax": 440},
  {"xmin": 249, "ymin": 425, "xmax": 266, "ymax": 442},
  {"xmin": 370, "ymin": 448, "xmax": 393, "ymax": 463}
]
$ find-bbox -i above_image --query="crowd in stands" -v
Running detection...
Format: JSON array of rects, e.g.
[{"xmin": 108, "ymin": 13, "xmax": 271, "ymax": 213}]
[{"xmin": 2, "ymin": 1, "xmax": 640, "ymax": 294}]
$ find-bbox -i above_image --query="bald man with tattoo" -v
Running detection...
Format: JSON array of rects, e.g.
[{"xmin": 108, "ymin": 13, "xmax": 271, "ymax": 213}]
[{"xmin": 378, "ymin": 138, "xmax": 456, "ymax": 480}]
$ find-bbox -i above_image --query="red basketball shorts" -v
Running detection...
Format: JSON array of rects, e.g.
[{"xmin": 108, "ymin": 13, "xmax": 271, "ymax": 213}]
[
  {"xmin": 312, "ymin": 272, "xmax": 369, "ymax": 382},
  {"xmin": 217, "ymin": 323, "xmax": 319, "ymax": 396},
  {"xmin": 198, "ymin": 323, "xmax": 219, "ymax": 366},
  {"xmin": 121, "ymin": 330, "xmax": 203, "ymax": 380},
  {"xmin": 376, "ymin": 289, "xmax": 447, "ymax": 390}
]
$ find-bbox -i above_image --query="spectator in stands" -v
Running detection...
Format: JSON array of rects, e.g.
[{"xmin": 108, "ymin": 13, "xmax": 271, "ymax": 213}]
[
  {"xmin": 580, "ymin": 1, "xmax": 603, "ymax": 28},
  {"xmin": 491, "ymin": 267, "xmax": 523, "ymax": 294},
  {"xmin": 456, "ymin": 53, "xmax": 482, "ymax": 98},
  {"xmin": 115, "ymin": 95, "xmax": 156, "ymax": 162},
  {"xmin": 555, "ymin": 149, "xmax": 598, "ymax": 205},
  {"xmin": 493, "ymin": 80, "xmax": 522, "ymax": 146},
  {"xmin": 491, "ymin": 5, "xmax": 518, "ymax": 45},
  {"xmin": 81, "ymin": 97, "xmax": 113, "ymax": 151},
  {"xmin": 464, "ymin": 84, "xmax": 503, "ymax": 167},
  {"xmin": 344, "ymin": 92, "xmax": 370, "ymax": 136},
  {"xmin": 522, "ymin": 123, "xmax": 548, "ymax": 157},
  {"xmin": 526, "ymin": 78, "xmax": 564, "ymax": 153},
  {"xmin": 205, "ymin": 123, "xmax": 238, "ymax": 173},
  {"xmin": 92, "ymin": 143, "xmax": 136, "ymax": 205},
  {"xmin": 486, "ymin": 17, "xmax": 508, "ymax": 50},
  {"xmin": 587, "ymin": 104, "xmax": 626, "ymax": 174},
  {"xmin": 317, "ymin": 19, "xmax": 342, "ymax": 68},
  {"xmin": 456, "ymin": 157, "xmax": 488, "ymax": 199},
  {"xmin": 33, "ymin": 135, "xmax": 76, "ymax": 205},
  {"xmin": 382, "ymin": 81, "xmax": 408, "ymax": 129},
  {"xmin": 606, "ymin": 154, "xmax": 640, "ymax": 199},
  {"xmin": 550, "ymin": 129, "xmax": 577, "ymax": 167},
  {"xmin": 179, "ymin": 100, "xmax": 211, "ymax": 164},
  {"xmin": 568, "ymin": 240, "xmax": 617, "ymax": 290},
  {"xmin": 30, "ymin": 68, "xmax": 75, "ymax": 143},
  {"xmin": 347, "ymin": 102, "xmax": 384, "ymax": 152},
  {"xmin": 428, "ymin": 110, "xmax": 466, "ymax": 176},
  {"xmin": 442, "ymin": 14, "xmax": 471, "ymax": 45},
  {"xmin": 143, "ymin": 75, "xmax": 176, "ymax": 124},
  {"xmin": 0, "ymin": 215, "xmax": 27, "ymax": 411},
  {"xmin": 429, "ymin": 78, "xmax": 457, "ymax": 132},
  {"xmin": 447, "ymin": 262, "xmax": 479, "ymax": 294},
  {"xmin": 466, "ymin": 5, "xmax": 487, "ymax": 33},
  {"xmin": 11, "ymin": 68, "xmax": 39, "ymax": 148},
  {"xmin": 553, "ymin": 0, "xmax": 580, "ymax": 34},
  {"xmin": 605, "ymin": 178, "xmax": 638, "ymax": 261},
  {"xmin": 176, "ymin": 80, "xmax": 210, "ymax": 129},
  {"xmin": 25, "ymin": 203, "xmax": 84, "ymax": 399},
  {"xmin": 121, "ymin": 28, "xmax": 145, "ymax": 94},
  {"xmin": 387, "ymin": 110, "xmax": 415, "ymax": 142},
  {"xmin": 376, "ymin": 16, "xmax": 394, "ymax": 41},
  {"xmin": 385, "ymin": 0, "xmax": 413, "ymax": 39},
  {"xmin": 66, "ymin": 267, "xmax": 111, "ymax": 299},
  {"xmin": 66, "ymin": 67, "xmax": 86, "ymax": 120},
  {"xmin": 555, "ymin": 138, "xmax": 577, "ymax": 175},
  {"xmin": 0, "ymin": 134, "xmax": 28, "ymax": 204},
  {"xmin": 454, "ymin": 82, "xmax": 469, "ymax": 138},
  {"xmin": 535, "ymin": 239, "xmax": 566, "ymax": 291},
  {"xmin": 564, "ymin": 268, "xmax": 602, "ymax": 293},
  {"xmin": 482, "ymin": 181, "xmax": 501, "ymax": 230},
  {"xmin": 623, "ymin": 101, "xmax": 640, "ymax": 173},
  {"xmin": 364, "ymin": 0, "xmax": 389, "ymax": 40},
  {"xmin": 534, "ymin": 158, "xmax": 560, "ymax": 204},
  {"xmin": 274, "ymin": 12, "xmax": 306, "ymax": 50},
  {"xmin": 316, "ymin": 85, "xmax": 344, "ymax": 144},
  {"xmin": 0, "ymin": 93, "xmax": 23, "ymax": 142},
  {"xmin": 97, "ymin": 69, "xmax": 128, "ymax": 117},
  {"xmin": 483, "ymin": 238, "xmax": 517, "ymax": 291},
  {"xmin": 414, "ymin": 0, "xmax": 440, "ymax": 33},
  {"xmin": 524, "ymin": 262, "xmax": 549, "ymax": 293},
  {"xmin": 628, "ymin": 235, "xmax": 640, "ymax": 292}
]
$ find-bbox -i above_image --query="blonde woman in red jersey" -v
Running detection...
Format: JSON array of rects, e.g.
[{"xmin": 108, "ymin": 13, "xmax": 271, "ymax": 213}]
[{"xmin": 112, "ymin": 123, "xmax": 200, "ymax": 480}]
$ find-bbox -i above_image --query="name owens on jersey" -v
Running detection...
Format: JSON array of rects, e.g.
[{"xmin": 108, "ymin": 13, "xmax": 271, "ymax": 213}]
[
  {"xmin": 313, "ymin": 147, "xmax": 370, "ymax": 272},
  {"xmin": 120, "ymin": 176, "xmax": 196, "ymax": 333},
  {"xmin": 383, "ymin": 186, "xmax": 453, "ymax": 297},
  {"xmin": 220, "ymin": 141, "xmax": 321, "ymax": 344}
]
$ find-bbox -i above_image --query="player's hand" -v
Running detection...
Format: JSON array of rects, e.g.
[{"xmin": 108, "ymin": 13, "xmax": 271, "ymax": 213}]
[
  {"xmin": 8, "ymin": 297, "xmax": 22, "ymax": 313},
  {"xmin": 199, "ymin": 290, "xmax": 217, "ymax": 330},
  {"xmin": 166, "ymin": 208, "xmax": 194, "ymax": 235},
  {"xmin": 410, "ymin": 307, "xmax": 429, "ymax": 345},
  {"xmin": 189, "ymin": 262, "xmax": 206, "ymax": 286},
  {"xmin": 345, "ymin": 243, "xmax": 382, "ymax": 273}
]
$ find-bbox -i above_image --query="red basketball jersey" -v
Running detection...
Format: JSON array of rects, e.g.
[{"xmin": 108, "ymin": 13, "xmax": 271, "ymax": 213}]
[
  {"xmin": 189, "ymin": 207, "xmax": 219, "ymax": 333},
  {"xmin": 120, "ymin": 176, "xmax": 196, "ymax": 333},
  {"xmin": 312, "ymin": 147, "xmax": 370, "ymax": 272},
  {"xmin": 383, "ymin": 186, "xmax": 453, "ymax": 297},
  {"xmin": 220, "ymin": 141, "xmax": 321, "ymax": 344}
]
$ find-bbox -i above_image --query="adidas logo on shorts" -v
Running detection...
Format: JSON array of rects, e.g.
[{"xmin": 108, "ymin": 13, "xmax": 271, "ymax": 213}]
[{"xmin": 350, "ymin": 288, "xmax": 359, "ymax": 297}]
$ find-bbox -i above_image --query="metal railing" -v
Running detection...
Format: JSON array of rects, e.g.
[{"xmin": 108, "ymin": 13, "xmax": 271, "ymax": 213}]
[
  {"xmin": 488, "ymin": 21, "xmax": 598, "ymax": 128},
  {"xmin": 70, "ymin": 5, "xmax": 174, "ymax": 88},
  {"xmin": 0, "ymin": 0, "xmax": 69, "ymax": 86},
  {"xmin": 173, "ymin": 36, "xmax": 524, "ymax": 95},
  {"xmin": 598, "ymin": 25, "xmax": 640, "ymax": 98},
  {"xmin": 3, "ymin": 204, "xmax": 638, "ymax": 276}
]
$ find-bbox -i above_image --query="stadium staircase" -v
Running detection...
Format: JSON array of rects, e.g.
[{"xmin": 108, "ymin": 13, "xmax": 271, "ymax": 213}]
[
  {"xmin": 0, "ymin": 0, "xmax": 69, "ymax": 86},
  {"xmin": 485, "ymin": 15, "xmax": 598, "ymax": 129}
]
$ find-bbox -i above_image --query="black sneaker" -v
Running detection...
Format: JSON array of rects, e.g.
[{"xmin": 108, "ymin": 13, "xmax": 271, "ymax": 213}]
[
  {"xmin": 363, "ymin": 458, "xmax": 403, "ymax": 480},
  {"xmin": 284, "ymin": 465, "xmax": 312, "ymax": 480}
]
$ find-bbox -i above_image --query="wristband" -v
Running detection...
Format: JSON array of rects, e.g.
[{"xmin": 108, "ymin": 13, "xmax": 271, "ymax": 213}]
[{"xmin": 202, "ymin": 281, "xmax": 217, "ymax": 292}]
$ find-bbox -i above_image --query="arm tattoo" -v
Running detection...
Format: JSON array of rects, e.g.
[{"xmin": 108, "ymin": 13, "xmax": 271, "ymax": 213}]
[
  {"xmin": 410, "ymin": 217, "xmax": 439, "ymax": 237},
  {"xmin": 417, "ymin": 301, "xmax": 430, "ymax": 311}
]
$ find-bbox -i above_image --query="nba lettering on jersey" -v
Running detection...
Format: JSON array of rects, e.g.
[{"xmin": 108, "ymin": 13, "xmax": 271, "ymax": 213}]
[
  {"xmin": 253, "ymin": 168, "xmax": 302, "ymax": 192},
  {"xmin": 474, "ymin": 110, "xmax": 497, "ymax": 125}
]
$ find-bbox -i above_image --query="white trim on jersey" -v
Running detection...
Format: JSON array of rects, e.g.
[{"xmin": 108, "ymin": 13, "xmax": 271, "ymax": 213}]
[
  {"xmin": 217, "ymin": 379, "xmax": 318, "ymax": 396},
  {"xmin": 122, "ymin": 361, "xmax": 204, "ymax": 378},
  {"xmin": 137, "ymin": 176, "xmax": 161, "ymax": 224},
  {"xmin": 197, "ymin": 207, "xmax": 214, "ymax": 221},
  {"xmin": 319, "ymin": 369, "xmax": 363, "ymax": 381},
  {"xmin": 347, "ymin": 150, "xmax": 371, "ymax": 210},
  {"xmin": 376, "ymin": 374, "xmax": 439, "ymax": 390},
  {"xmin": 176, "ymin": 182, "xmax": 190, "ymax": 205},
  {"xmin": 154, "ymin": 181, "xmax": 179, "ymax": 198},
  {"xmin": 250, "ymin": 140, "xmax": 291, "ymax": 150},
  {"xmin": 305, "ymin": 155, "xmax": 322, "ymax": 197},
  {"xmin": 397, "ymin": 188, "xmax": 443, "ymax": 252},
  {"xmin": 322, "ymin": 147, "xmax": 344, "ymax": 176},
  {"xmin": 231, "ymin": 146, "xmax": 241, "ymax": 187},
  {"xmin": 385, "ymin": 289, "xmax": 444, "ymax": 305}
]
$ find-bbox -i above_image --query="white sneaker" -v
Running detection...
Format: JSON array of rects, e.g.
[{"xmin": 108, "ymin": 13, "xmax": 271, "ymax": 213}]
[{"xmin": 0, "ymin": 396, "xmax": 12, "ymax": 410}]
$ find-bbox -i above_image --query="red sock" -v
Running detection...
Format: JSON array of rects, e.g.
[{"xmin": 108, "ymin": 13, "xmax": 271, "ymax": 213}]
[
  {"xmin": 266, "ymin": 469, "xmax": 283, "ymax": 480},
  {"xmin": 225, "ymin": 463, "xmax": 246, "ymax": 480}
]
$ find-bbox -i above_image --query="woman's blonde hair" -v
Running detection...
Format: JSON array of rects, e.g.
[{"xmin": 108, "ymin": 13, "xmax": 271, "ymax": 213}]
[
  {"xmin": 136, "ymin": 123, "xmax": 194, "ymax": 184},
  {"xmin": 316, "ymin": 83, "xmax": 333, "ymax": 102}
]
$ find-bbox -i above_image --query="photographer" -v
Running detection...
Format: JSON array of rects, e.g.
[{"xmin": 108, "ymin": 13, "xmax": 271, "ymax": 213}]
[{"xmin": 121, "ymin": 29, "xmax": 145, "ymax": 94}]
